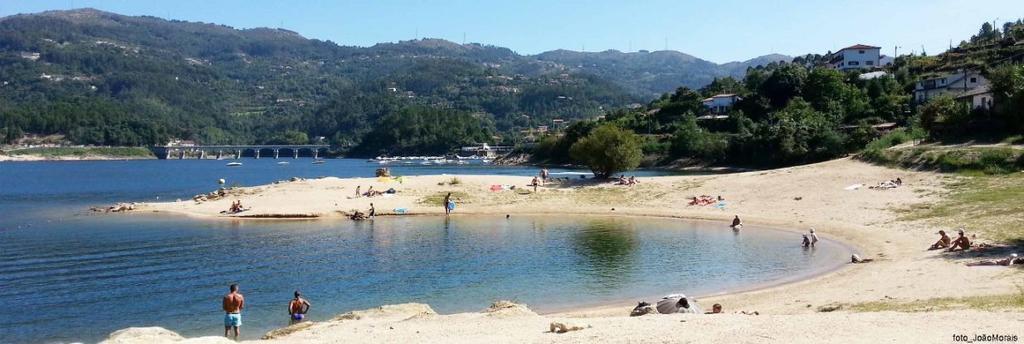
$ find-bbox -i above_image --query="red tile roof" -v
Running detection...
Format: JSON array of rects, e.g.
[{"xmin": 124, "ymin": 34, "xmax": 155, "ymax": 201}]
[{"xmin": 839, "ymin": 44, "xmax": 880, "ymax": 51}]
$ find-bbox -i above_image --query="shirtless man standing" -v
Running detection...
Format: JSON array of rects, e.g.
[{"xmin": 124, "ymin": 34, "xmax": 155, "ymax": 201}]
[
  {"xmin": 288, "ymin": 291, "xmax": 312, "ymax": 325},
  {"xmin": 222, "ymin": 284, "xmax": 245, "ymax": 339}
]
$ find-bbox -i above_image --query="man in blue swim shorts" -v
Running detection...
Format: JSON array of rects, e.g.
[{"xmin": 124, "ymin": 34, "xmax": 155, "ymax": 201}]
[{"xmin": 222, "ymin": 283, "xmax": 245, "ymax": 339}]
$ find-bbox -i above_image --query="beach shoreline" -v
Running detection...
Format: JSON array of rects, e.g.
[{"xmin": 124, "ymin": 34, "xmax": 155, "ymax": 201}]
[{"xmin": 102, "ymin": 158, "xmax": 1024, "ymax": 343}]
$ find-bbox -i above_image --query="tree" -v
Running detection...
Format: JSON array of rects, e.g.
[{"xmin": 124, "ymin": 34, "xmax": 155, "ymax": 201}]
[
  {"xmin": 569, "ymin": 124, "xmax": 642, "ymax": 179},
  {"xmin": 919, "ymin": 96, "xmax": 970, "ymax": 137},
  {"xmin": 989, "ymin": 64, "xmax": 1024, "ymax": 132}
]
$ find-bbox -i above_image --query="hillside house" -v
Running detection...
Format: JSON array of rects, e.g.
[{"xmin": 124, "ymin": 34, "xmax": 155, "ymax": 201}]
[
  {"xmin": 701, "ymin": 94, "xmax": 740, "ymax": 114},
  {"xmin": 829, "ymin": 44, "xmax": 881, "ymax": 71},
  {"xmin": 914, "ymin": 71, "xmax": 991, "ymax": 109}
]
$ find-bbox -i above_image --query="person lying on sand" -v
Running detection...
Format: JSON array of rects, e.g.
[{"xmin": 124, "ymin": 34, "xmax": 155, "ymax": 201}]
[
  {"xmin": 288, "ymin": 290, "xmax": 312, "ymax": 325},
  {"xmin": 929, "ymin": 230, "xmax": 952, "ymax": 250},
  {"xmin": 630, "ymin": 301, "xmax": 655, "ymax": 316},
  {"xmin": 966, "ymin": 253, "xmax": 1020, "ymax": 267},
  {"xmin": 949, "ymin": 230, "xmax": 972, "ymax": 252},
  {"xmin": 851, "ymin": 254, "xmax": 874, "ymax": 263},
  {"xmin": 705, "ymin": 303, "xmax": 723, "ymax": 314}
]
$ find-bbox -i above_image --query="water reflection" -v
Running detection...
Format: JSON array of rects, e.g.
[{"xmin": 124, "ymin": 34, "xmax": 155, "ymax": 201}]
[{"xmin": 571, "ymin": 219, "xmax": 638, "ymax": 287}]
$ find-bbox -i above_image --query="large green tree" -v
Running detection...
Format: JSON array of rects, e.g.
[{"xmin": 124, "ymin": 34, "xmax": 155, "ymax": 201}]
[{"xmin": 569, "ymin": 124, "xmax": 643, "ymax": 179}]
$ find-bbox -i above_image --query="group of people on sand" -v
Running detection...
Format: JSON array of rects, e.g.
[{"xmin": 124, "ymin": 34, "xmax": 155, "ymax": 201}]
[
  {"xmin": 869, "ymin": 177, "xmax": 903, "ymax": 190},
  {"xmin": 221, "ymin": 284, "xmax": 312, "ymax": 340},
  {"xmin": 355, "ymin": 185, "xmax": 392, "ymax": 198},
  {"xmin": 689, "ymin": 195, "xmax": 723, "ymax": 206},
  {"xmin": 929, "ymin": 229, "xmax": 972, "ymax": 251},
  {"xmin": 227, "ymin": 200, "xmax": 245, "ymax": 214},
  {"xmin": 926, "ymin": 228, "xmax": 1022, "ymax": 266},
  {"xmin": 614, "ymin": 175, "xmax": 639, "ymax": 186},
  {"xmin": 630, "ymin": 294, "xmax": 755, "ymax": 317}
]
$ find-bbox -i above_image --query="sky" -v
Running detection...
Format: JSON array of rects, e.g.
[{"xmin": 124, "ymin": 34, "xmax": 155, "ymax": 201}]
[{"xmin": 1, "ymin": 0, "xmax": 1022, "ymax": 64}]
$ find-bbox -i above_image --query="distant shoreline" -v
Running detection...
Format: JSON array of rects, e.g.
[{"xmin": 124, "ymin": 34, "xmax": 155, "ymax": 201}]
[{"xmin": 0, "ymin": 146, "xmax": 156, "ymax": 161}]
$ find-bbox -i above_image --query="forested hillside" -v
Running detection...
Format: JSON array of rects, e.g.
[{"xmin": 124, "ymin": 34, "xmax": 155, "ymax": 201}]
[
  {"xmin": 536, "ymin": 20, "xmax": 1024, "ymax": 169},
  {"xmin": 0, "ymin": 8, "xmax": 787, "ymax": 155},
  {"xmin": 0, "ymin": 9, "xmax": 635, "ymax": 153}
]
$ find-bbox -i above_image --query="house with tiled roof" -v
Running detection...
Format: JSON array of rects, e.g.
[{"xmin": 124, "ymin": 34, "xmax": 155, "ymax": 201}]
[
  {"xmin": 914, "ymin": 70, "xmax": 992, "ymax": 110},
  {"xmin": 829, "ymin": 44, "xmax": 881, "ymax": 71}
]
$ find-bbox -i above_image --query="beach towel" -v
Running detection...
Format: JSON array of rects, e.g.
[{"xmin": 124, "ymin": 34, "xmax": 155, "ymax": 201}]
[
  {"xmin": 393, "ymin": 208, "xmax": 407, "ymax": 214},
  {"xmin": 714, "ymin": 201, "xmax": 726, "ymax": 210},
  {"xmin": 844, "ymin": 184, "xmax": 863, "ymax": 191},
  {"xmin": 490, "ymin": 184, "xmax": 503, "ymax": 191}
]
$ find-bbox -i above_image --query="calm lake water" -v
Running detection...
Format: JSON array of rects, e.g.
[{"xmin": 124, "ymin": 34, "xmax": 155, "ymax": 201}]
[{"xmin": 0, "ymin": 159, "xmax": 848, "ymax": 343}]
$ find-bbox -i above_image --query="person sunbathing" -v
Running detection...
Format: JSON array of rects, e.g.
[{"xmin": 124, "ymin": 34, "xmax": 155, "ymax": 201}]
[
  {"xmin": 929, "ymin": 230, "xmax": 951, "ymax": 250},
  {"xmin": 851, "ymin": 254, "xmax": 874, "ymax": 263},
  {"xmin": 705, "ymin": 303, "xmax": 723, "ymax": 314},
  {"xmin": 966, "ymin": 254, "xmax": 1020, "ymax": 266},
  {"xmin": 948, "ymin": 230, "xmax": 972, "ymax": 252}
]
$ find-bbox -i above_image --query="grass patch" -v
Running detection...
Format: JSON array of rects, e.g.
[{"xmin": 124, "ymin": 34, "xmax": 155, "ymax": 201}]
[
  {"xmin": 848, "ymin": 289, "xmax": 1024, "ymax": 312},
  {"xmin": 418, "ymin": 191, "xmax": 471, "ymax": 206},
  {"xmin": 899, "ymin": 173, "xmax": 1024, "ymax": 243},
  {"xmin": 4, "ymin": 146, "xmax": 155, "ymax": 158},
  {"xmin": 859, "ymin": 145, "xmax": 1024, "ymax": 175}
]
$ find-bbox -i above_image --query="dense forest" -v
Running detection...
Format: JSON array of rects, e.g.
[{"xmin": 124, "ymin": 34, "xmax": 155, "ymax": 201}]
[
  {"xmin": 0, "ymin": 8, "xmax": 782, "ymax": 156},
  {"xmin": 535, "ymin": 19, "xmax": 1024, "ymax": 168}
]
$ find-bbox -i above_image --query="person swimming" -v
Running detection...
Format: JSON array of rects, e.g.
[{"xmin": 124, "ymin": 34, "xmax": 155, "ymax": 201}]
[
  {"xmin": 802, "ymin": 234, "xmax": 811, "ymax": 248},
  {"xmin": 730, "ymin": 215, "xmax": 742, "ymax": 230},
  {"xmin": 288, "ymin": 291, "xmax": 311, "ymax": 325}
]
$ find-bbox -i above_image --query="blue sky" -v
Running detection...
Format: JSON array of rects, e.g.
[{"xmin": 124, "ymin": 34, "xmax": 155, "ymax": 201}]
[{"xmin": 2, "ymin": 0, "xmax": 1022, "ymax": 63}]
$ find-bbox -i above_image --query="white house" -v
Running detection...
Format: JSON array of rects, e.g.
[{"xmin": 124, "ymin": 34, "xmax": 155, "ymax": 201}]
[
  {"xmin": 913, "ymin": 71, "xmax": 990, "ymax": 108},
  {"xmin": 829, "ymin": 44, "xmax": 881, "ymax": 71},
  {"xmin": 955, "ymin": 86, "xmax": 994, "ymax": 110},
  {"xmin": 701, "ymin": 94, "xmax": 740, "ymax": 114}
]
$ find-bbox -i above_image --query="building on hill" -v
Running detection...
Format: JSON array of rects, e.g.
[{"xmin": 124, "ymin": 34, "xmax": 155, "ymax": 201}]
[
  {"xmin": 954, "ymin": 86, "xmax": 994, "ymax": 110},
  {"xmin": 702, "ymin": 94, "xmax": 740, "ymax": 114},
  {"xmin": 913, "ymin": 70, "xmax": 991, "ymax": 109},
  {"xmin": 829, "ymin": 44, "xmax": 881, "ymax": 71}
]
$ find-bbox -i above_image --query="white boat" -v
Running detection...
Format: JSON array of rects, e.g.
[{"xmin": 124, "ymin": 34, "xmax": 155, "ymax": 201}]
[
  {"xmin": 226, "ymin": 162, "xmax": 243, "ymax": 167},
  {"xmin": 277, "ymin": 161, "xmax": 290, "ymax": 165},
  {"xmin": 312, "ymin": 160, "xmax": 325, "ymax": 164}
]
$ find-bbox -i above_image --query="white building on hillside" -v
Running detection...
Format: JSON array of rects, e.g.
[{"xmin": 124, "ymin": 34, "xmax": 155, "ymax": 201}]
[
  {"xmin": 913, "ymin": 71, "xmax": 991, "ymax": 109},
  {"xmin": 829, "ymin": 44, "xmax": 881, "ymax": 71},
  {"xmin": 701, "ymin": 94, "xmax": 740, "ymax": 114}
]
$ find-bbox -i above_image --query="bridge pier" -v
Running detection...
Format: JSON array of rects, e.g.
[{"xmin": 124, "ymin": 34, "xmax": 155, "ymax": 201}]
[
  {"xmin": 313, "ymin": 149, "xmax": 319, "ymax": 159},
  {"xmin": 179, "ymin": 150, "xmax": 185, "ymax": 159},
  {"xmin": 255, "ymin": 150, "xmax": 260, "ymax": 159},
  {"xmin": 274, "ymin": 149, "xmax": 279, "ymax": 159},
  {"xmin": 293, "ymin": 150, "xmax": 298, "ymax": 159},
  {"xmin": 216, "ymin": 151, "xmax": 222, "ymax": 160},
  {"xmin": 165, "ymin": 150, "xmax": 172, "ymax": 159},
  {"xmin": 199, "ymin": 150, "xmax": 206, "ymax": 159},
  {"xmin": 236, "ymin": 150, "xmax": 241, "ymax": 159}
]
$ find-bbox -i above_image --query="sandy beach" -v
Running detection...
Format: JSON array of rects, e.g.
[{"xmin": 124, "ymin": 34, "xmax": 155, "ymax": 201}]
[{"xmin": 107, "ymin": 158, "xmax": 1024, "ymax": 343}]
